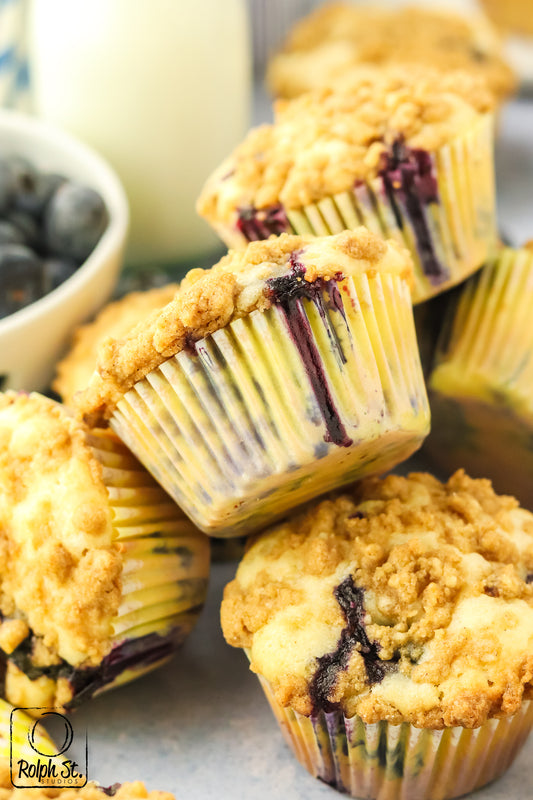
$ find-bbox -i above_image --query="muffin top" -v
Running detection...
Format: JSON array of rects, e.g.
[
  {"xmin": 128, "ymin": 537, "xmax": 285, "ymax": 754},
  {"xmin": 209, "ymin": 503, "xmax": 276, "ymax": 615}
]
[
  {"xmin": 0, "ymin": 392, "xmax": 121, "ymax": 670},
  {"xmin": 197, "ymin": 68, "xmax": 493, "ymax": 225},
  {"xmin": 76, "ymin": 229, "xmax": 413, "ymax": 424},
  {"xmin": 0, "ymin": 762, "xmax": 174, "ymax": 800},
  {"xmin": 54, "ymin": 284, "xmax": 179, "ymax": 407},
  {"xmin": 267, "ymin": 3, "xmax": 515, "ymax": 102},
  {"xmin": 222, "ymin": 471, "xmax": 533, "ymax": 729}
]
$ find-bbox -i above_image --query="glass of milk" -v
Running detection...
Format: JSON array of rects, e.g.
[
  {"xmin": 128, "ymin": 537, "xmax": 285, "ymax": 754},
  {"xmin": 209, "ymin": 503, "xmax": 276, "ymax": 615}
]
[{"xmin": 28, "ymin": 0, "xmax": 251, "ymax": 267}]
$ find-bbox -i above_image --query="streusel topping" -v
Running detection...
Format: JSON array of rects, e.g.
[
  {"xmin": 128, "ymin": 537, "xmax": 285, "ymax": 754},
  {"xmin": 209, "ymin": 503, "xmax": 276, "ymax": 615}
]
[
  {"xmin": 54, "ymin": 284, "xmax": 179, "ymax": 407},
  {"xmin": 76, "ymin": 229, "xmax": 413, "ymax": 424},
  {"xmin": 222, "ymin": 471, "xmax": 533, "ymax": 728},
  {"xmin": 0, "ymin": 393, "xmax": 121, "ymax": 668},
  {"xmin": 197, "ymin": 68, "xmax": 493, "ymax": 224},
  {"xmin": 266, "ymin": 3, "xmax": 515, "ymax": 102}
]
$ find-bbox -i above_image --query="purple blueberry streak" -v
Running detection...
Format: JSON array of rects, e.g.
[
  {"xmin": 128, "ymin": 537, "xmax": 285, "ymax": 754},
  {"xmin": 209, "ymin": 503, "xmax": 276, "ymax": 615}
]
[
  {"xmin": 236, "ymin": 204, "xmax": 290, "ymax": 241},
  {"xmin": 309, "ymin": 576, "xmax": 397, "ymax": 714},
  {"xmin": 379, "ymin": 139, "xmax": 449, "ymax": 284},
  {"xmin": 267, "ymin": 257, "xmax": 353, "ymax": 448}
]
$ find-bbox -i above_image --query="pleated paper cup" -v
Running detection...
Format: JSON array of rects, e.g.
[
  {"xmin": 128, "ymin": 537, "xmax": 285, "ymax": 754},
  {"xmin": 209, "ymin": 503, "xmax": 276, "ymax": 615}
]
[
  {"xmin": 426, "ymin": 245, "xmax": 533, "ymax": 506},
  {"xmin": 110, "ymin": 271, "xmax": 430, "ymax": 538},
  {"xmin": 4, "ymin": 429, "xmax": 210, "ymax": 711},
  {"xmin": 71, "ymin": 430, "xmax": 210, "ymax": 706},
  {"xmin": 258, "ymin": 675, "xmax": 533, "ymax": 800},
  {"xmin": 215, "ymin": 114, "xmax": 496, "ymax": 305}
]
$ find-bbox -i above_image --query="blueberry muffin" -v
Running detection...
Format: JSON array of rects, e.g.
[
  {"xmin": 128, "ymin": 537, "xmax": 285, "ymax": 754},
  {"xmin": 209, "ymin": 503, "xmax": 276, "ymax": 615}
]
[
  {"xmin": 77, "ymin": 229, "xmax": 429, "ymax": 538},
  {"xmin": 54, "ymin": 285, "xmax": 179, "ymax": 407},
  {"xmin": 222, "ymin": 471, "xmax": 533, "ymax": 799},
  {"xmin": 197, "ymin": 68, "xmax": 496, "ymax": 303},
  {"xmin": 266, "ymin": 3, "xmax": 515, "ymax": 104},
  {"xmin": 0, "ymin": 392, "xmax": 209, "ymax": 710}
]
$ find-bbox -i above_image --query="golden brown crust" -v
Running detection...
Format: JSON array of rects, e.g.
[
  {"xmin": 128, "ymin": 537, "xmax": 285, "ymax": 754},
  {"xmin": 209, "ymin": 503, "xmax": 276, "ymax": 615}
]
[
  {"xmin": 54, "ymin": 286, "xmax": 179, "ymax": 407},
  {"xmin": 267, "ymin": 3, "xmax": 516, "ymax": 102},
  {"xmin": 0, "ymin": 761, "xmax": 174, "ymax": 799},
  {"xmin": 0, "ymin": 392, "xmax": 121, "ymax": 669},
  {"xmin": 197, "ymin": 67, "xmax": 493, "ymax": 225},
  {"xmin": 75, "ymin": 229, "xmax": 413, "ymax": 424},
  {"xmin": 221, "ymin": 470, "xmax": 533, "ymax": 728}
]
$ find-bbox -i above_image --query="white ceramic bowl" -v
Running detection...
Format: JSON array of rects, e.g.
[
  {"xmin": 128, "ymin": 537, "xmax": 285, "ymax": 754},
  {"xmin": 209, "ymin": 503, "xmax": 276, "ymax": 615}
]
[{"xmin": 0, "ymin": 109, "xmax": 129, "ymax": 391}]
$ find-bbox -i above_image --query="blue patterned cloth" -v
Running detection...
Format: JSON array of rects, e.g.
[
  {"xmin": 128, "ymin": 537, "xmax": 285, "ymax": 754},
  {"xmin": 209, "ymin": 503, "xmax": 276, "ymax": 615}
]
[{"xmin": 0, "ymin": 0, "xmax": 30, "ymax": 109}]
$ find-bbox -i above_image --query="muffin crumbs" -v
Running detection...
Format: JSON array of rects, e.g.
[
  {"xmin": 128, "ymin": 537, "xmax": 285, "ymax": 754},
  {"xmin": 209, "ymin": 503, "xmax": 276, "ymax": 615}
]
[
  {"xmin": 197, "ymin": 67, "xmax": 493, "ymax": 224},
  {"xmin": 0, "ymin": 393, "xmax": 121, "ymax": 669},
  {"xmin": 221, "ymin": 471, "xmax": 533, "ymax": 728},
  {"xmin": 76, "ymin": 229, "xmax": 412, "ymax": 424}
]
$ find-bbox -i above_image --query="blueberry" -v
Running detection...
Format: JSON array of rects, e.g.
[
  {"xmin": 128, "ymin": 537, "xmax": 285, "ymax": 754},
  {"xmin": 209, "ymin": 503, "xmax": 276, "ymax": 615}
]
[
  {"xmin": 0, "ymin": 220, "xmax": 26, "ymax": 246},
  {"xmin": 0, "ymin": 244, "xmax": 43, "ymax": 319},
  {"xmin": 44, "ymin": 182, "xmax": 108, "ymax": 262},
  {"xmin": 42, "ymin": 257, "xmax": 78, "ymax": 294},
  {"xmin": 7, "ymin": 211, "xmax": 42, "ymax": 250},
  {"xmin": 15, "ymin": 171, "xmax": 66, "ymax": 218}
]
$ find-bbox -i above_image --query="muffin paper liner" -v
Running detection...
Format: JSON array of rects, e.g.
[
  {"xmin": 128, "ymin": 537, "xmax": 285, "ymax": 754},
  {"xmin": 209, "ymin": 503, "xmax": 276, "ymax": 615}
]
[
  {"xmin": 216, "ymin": 114, "xmax": 495, "ymax": 304},
  {"xmin": 110, "ymin": 272, "xmax": 429, "ymax": 538},
  {"xmin": 71, "ymin": 431, "xmax": 210, "ymax": 704},
  {"xmin": 257, "ymin": 675, "xmax": 533, "ymax": 800},
  {"xmin": 426, "ymin": 246, "xmax": 533, "ymax": 505},
  {"xmin": 4, "ymin": 431, "xmax": 210, "ymax": 710}
]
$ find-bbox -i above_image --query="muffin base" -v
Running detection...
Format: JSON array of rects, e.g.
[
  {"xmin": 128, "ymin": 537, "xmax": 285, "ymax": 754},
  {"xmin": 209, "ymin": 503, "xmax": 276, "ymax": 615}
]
[
  {"xmin": 258, "ymin": 675, "xmax": 533, "ymax": 800},
  {"xmin": 111, "ymin": 272, "xmax": 429, "ymax": 537},
  {"xmin": 426, "ymin": 245, "xmax": 533, "ymax": 507}
]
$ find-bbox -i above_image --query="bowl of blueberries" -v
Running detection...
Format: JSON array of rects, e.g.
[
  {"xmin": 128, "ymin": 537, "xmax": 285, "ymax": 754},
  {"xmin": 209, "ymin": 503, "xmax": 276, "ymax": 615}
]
[{"xmin": 0, "ymin": 108, "xmax": 128, "ymax": 391}]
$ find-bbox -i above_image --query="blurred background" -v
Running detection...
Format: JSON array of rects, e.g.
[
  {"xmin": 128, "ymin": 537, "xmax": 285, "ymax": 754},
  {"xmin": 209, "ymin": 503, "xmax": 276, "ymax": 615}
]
[{"xmin": 2, "ymin": 0, "xmax": 530, "ymax": 274}]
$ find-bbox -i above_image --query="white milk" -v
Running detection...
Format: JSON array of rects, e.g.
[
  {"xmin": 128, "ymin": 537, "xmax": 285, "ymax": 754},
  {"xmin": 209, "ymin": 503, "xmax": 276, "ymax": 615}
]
[{"xmin": 28, "ymin": 0, "xmax": 250, "ymax": 265}]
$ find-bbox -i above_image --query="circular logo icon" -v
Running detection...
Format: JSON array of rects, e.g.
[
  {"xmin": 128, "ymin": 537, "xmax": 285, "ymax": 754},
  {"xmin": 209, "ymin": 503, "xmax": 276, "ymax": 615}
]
[{"xmin": 28, "ymin": 713, "xmax": 73, "ymax": 757}]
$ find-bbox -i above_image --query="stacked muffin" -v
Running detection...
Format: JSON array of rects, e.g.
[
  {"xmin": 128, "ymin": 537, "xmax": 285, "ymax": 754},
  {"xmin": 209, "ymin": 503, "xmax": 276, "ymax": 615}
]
[
  {"xmin": 197, "ymin": 67, "xmax": 496, "ymax": 303},
  {"xmin": 12, "ymin": 2, "xmax": 532, "ymax": 798}
]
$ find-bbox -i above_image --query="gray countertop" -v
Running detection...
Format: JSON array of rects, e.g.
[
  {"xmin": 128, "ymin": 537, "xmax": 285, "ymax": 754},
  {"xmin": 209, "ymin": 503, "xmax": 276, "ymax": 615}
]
[{"xmin": 57, "ymin": 96, "xmax": 533, "ymax": 799}]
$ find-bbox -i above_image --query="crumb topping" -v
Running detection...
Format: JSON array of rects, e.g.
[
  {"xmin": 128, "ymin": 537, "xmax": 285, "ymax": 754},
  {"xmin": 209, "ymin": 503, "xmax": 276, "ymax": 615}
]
[
  {"xmin": 75, "ymin": 229, "xmax": 413, "ymax": 424},
  {"xmin": 221, "ymin": 471, "xmax": 533, "ymax": 728},
  {"xmin": 197, "ymin": 67, "xmax": 493, "ymax": 224},
  {"xmin": 266, "ymin": 3, "xmax": 515, "ymax": 102},
  {"xmin": 0, "ymin": 392, "xmax": 121, "ymax": 668},
  {"xmin": 0, "ymin": 761, "xmax": 174, "ymax": 799},
  {"xmin": 54, "ymin": 285, "xmax": 179, "ymax": 407}
]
